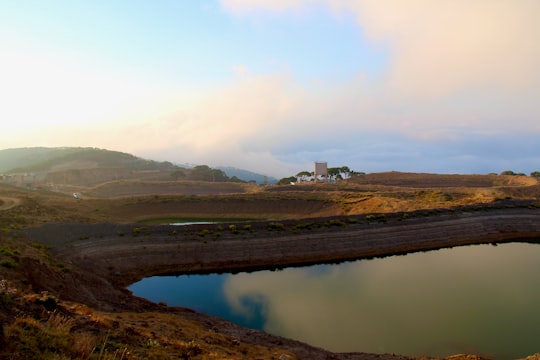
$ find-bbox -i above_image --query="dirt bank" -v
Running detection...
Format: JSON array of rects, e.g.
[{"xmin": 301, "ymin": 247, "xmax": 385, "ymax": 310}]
[{"xmin": 25, "ymin": 207, "xmax": 540, "ymax": 293}]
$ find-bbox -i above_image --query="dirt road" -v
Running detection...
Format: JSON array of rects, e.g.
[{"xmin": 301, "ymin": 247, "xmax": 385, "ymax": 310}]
[{"xmin": 0, "ymin": 197, "xmax": 21, "ymax": 211}]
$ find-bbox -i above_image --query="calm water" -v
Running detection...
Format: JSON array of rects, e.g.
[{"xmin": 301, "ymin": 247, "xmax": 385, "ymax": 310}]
[{"xmin": 129, "ymin": 242, "xmax": 540, "ymax": 359}]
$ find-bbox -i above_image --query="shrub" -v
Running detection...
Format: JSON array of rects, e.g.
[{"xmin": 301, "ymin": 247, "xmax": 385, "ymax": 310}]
[
  {"xmin": 294, "ymin": 222, "xmax": 316, "ymax": 230},
  {"xmin": 132, "ymin": 227, "xmax": 148, "ymax": 236},
  {"xmin": 197, "ymin": 229, "xmax": 213, "ymax": 237},
  {"xmin": 267, "ymin": 222, "xmax": 286, "ymax": 231},
  {"xmin": 0, "ymin": 259, "xmax": 17, "ymax": 268},
  {"xmin": 180, "ymin": 340, "xmax": 202, "ymax": 359},
  {"xmin": 31, "ymin": 242, "xmax": 48, "ymax": 251},
  {"xmin": 365, "ymin": 214, "xmax": 387, "ymax": 223},
  {"xmin": 398, "ymin": 213, "xmax": 410, "ymax": 221},
  {"xmin": 0, "ymin": 246, "xmax": 19, "ymax": 257},
  {"xmin": 324, "ymin": 219, "xmax": 347, "ymax": 227},
  {"xmin": 34, "ymin": 292, "xmax": 58, "ymax": 311},
  {"xmin": 56, "ymin": 263, "xmax": 69, "ymax": 272}
]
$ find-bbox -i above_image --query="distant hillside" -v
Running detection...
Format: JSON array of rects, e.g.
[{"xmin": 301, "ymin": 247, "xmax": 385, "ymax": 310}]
[
  {"xmin": 218, "ymin": 166, "xmax": 277, "ymax": 185},
  {"xmin": 0, "ymin": 148, "xmax": 275, "ymax": 191},
  {"xmin": 0, "ymin": 147, "xmax": 179, "ymax": 173},
  {"xmin": 0, "ymin": 147, "xmax": 184, "ymax": 188}
]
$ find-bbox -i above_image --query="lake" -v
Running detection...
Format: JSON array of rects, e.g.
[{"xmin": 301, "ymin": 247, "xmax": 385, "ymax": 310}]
[{"xmin": 129, "ymin": 242, "xmax": 540, "ymax": 359}]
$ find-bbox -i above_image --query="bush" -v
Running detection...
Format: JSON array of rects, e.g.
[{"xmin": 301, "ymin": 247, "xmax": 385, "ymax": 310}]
[
  {"xmin": 365, "ymin": 214, "xmax": 387, "ymax": 223},
  {"xmin": 197, "ymin": 229, "xmax": 213, "ymax": 237},
  {"xmin": 132, "ymin": 227, "xmax": 148, "ymax": 236},
  {"xmin": 0, "ymin": 259, "xmax": 17, "ymax": 268},
  {"xmin": 294, "ymin": 222, "xmax": 316, "ymax": 230},
  {"xmin": 34, "ymin": 292, "xmax": 58, "ymax": 311},
  {"xmin": 267, "ymin": 222, "xmax": 286, "ymax": 231},
  {"xmin": 324, "ymin": 219, "xmax": 347, "ymax": 227}
]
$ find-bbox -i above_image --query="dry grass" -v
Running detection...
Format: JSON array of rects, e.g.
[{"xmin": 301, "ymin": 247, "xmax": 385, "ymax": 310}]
[{"xmin": 1, "ymin": 288, "xmax": 296, "ymax": 359}]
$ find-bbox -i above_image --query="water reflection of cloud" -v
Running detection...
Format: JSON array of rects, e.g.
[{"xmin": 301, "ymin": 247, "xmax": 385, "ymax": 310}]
[{"xmin": 222, "ymin": 243, "xmax": 540, "ymax": 357}]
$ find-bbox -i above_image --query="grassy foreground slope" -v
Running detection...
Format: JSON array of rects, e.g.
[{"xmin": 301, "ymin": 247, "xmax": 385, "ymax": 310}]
[{"xmin": 0, "ymin": 172, "xmax": 539, "ymax": 359}]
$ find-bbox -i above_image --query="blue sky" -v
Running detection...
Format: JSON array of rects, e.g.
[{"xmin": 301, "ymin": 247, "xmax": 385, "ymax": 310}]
[{"xmin": 1, "ymin": 0, "xmax": 539, "ymax": 177}]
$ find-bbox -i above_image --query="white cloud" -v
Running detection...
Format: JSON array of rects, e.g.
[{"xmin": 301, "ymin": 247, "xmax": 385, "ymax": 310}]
[
  {"xmin": 350, "ymin": 0, "xmax": 540, "ymax": 98},
  {"xmin": 221, "ymin": 0, "xmax": 540, "ymax": 98}
]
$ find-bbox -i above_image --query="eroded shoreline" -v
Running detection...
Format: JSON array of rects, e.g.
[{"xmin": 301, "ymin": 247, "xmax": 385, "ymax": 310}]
[{"xmin": 26, "ymin": 207, "xmax": 540, "ymax": 288}]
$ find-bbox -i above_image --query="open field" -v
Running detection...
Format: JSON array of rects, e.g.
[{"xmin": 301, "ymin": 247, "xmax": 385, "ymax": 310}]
[{"xmin": 1, "ymin": 172, "xmax": 540, "ymax": 359}]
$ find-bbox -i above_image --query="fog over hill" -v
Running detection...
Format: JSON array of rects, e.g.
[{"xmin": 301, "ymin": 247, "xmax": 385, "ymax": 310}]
[
  {"xmin": 0, "ymin": 147, "xmax": 275, "ymax": 185},
  {"xmin": 0, "ymin": 147, "xmax": 178, "ymax": 173},
  {"xmin": 217, "ymin": 166, "xmax": 277, "ymax": 184}
]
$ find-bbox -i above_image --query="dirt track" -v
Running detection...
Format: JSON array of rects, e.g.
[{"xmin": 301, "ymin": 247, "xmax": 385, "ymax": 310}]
[{"xmin": 0, "ymin": 197, "xmax": 21, "ymax": 211}]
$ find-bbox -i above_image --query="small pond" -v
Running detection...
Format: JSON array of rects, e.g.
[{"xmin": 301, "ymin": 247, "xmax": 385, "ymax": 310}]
[{"xmin": 129, "ymin": 242, "xmax": 540, "ymax": 359}]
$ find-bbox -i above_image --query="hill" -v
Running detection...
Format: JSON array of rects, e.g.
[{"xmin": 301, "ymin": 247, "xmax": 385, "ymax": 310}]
[
  {"xmin": 218, "ymin": 166, "xmax": 278, "ymax": 184},
  {"xmin": 0, "ymin": 147, "xmax": 271, "ymax": 192},
  {"xmin": 0, "ymin": 147, "xmax": 184, "ymax": 189},
  {"xmin": 0, "ymin": 147, "xmax": 178, "ymax": 173}
]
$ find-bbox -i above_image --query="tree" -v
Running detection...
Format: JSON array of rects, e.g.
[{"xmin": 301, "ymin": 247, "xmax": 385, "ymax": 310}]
[
  {"xmin": 229, "ymin": 176, "xmax": 245, "ymax": 183},
  {"xmin": 278, "ymin": 176, "xmax": 297, "ymax": 185},
  {"xmin": 170, "ymin": 169, "xmax": 185, "ymax": 180},
  {"xmin": 340, "ymin": 166, "xmax": 351, "ymax": 176},
  {"xmin": 190, "ymin": 165, "xmax": 229, "ymax": 182},
  {"xmin": 327, "ymin": 167, "xmax": 341, "ymax": 182},
  {"xmin": 500, "ymin": 170, "xmax": 515, "ymax": 176},
  {"xmin": 211, "ymin": 169, "xmax": 229, "ymax": 182},
  {"xmin": 531, "ymin": 171, "xmax": 540, "ymax": 178},
  {"xmin": 327, "ymin": 166, "xmax": 353, "ymax": 182},
  {"xmin": 296, "ymin": 171, "xmax": 313, "ymax": 182}
]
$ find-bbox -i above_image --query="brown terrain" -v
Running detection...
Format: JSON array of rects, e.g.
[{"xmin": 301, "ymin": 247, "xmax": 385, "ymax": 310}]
[{"xmin": 1, "ymin": 172, "xmax": 540, "ymax": 359}]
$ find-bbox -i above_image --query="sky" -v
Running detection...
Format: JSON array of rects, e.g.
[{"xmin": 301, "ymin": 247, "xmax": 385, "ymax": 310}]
[{"xmin": 1, "ymin": 0, "xmax": 539, "ymax": 178}]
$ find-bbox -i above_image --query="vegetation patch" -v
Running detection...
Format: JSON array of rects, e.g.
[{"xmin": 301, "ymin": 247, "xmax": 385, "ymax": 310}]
[
  {"xmin": 197, "ymin": 228, "xmax": 213, "ymax": 237},
  {"xmin": 293, "ymin": 222, "xmax": 317, "ymax": 230},
  {"xmin": 132, "ymin": 227, "xmax": 149, "ymax": 237},
  {"xmin": 267, "ymin": 222, "xmax": 286, "ymax": 231},
  {"xmin": 365, "ymin": 214, "xmax": 388, "ymax": 223},
  {"xmin": 324, "ymin": 219, "xmax": 348, "ymax": 227}
]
